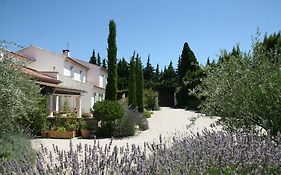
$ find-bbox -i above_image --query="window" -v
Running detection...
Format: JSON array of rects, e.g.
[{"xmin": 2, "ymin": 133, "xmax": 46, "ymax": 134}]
[
  {"xmin": 80, "ymin": 70, "xmax": 84, "ymax": 81},
  {"xmin": 99, "ymin": 75, "xmax": 106, "ymax": 88},
  {"xmin": 91, "ymin": 97, "xmax": 94, "ymax": 107},
  {"xmin": 70, "ymin": 66, "xmax": 74, "ymax": 77}
]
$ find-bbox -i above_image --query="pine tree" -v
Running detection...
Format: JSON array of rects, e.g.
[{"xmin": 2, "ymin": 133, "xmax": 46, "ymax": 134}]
[
  {"xmin": 136, "ymin": 54, "xmax": 144, "ymax": 112},
  {"xmin": 128, "ymin": 53, "xmax": 137, "ymax": 109},
  {"xmin": 97, "ymin": 53, "xmax": 102, "ymax": 66},
  {"xmin": 89, "ymin": 50, "xmax": 97, "ymax": 64},
  {"xmin": 105, "ymin": 20, "xmax": 118, "ymax": 101}
]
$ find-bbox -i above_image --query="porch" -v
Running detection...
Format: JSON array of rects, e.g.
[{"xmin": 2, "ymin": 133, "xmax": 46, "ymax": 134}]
[{"xmin": 39, "ymin": 82, "xmax": 86, "ymax": 117}]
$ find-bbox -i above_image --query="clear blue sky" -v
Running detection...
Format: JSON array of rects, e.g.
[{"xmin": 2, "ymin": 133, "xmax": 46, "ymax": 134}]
[{"xmin": 0, "ymin": 0, "xmax": 280, "ymax": 69}]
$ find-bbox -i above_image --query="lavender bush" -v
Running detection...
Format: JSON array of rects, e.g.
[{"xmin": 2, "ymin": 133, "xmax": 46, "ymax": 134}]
[{"xmin": 1, "ymin": 130, "xmax": 280, "ymax": 174}]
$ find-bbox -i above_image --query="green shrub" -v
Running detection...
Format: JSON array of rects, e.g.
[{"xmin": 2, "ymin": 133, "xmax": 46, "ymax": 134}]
[
  {"xmin": 50, "ymin": 117, "xmax": 79, "ymax": 131},
  {"xmin": 78, "ymin": 119, "xmax": 88, "ymax": 130},
  {"xmin": 138, "ymin": 116, "xmax": 149, "ymax": 131},
  {"xmin": 113, "ymin": 116, "xmax": 136, "ymax": 137},
  {"xmin": 0, "ymin": 58, "xmax": 41, "ymax": 134},
  {"xmin": 41, "ymin": 120, "xmax": 51, "ymax": 132},
  {"xmin": 18, "ymin": 96, "xmax": 49, "ymax": 134},
  {"xmin": 0, "ymin": 132, "xmax": 36, "ymax": 165},
  {"xmin": 196, "ymin": 37, "xmax": 281, "ymax": 136},
  {"xmin": 144, "ymin": 88, "xmax": 159, "ymax": 110},
  {"xmin": 143, "ymin": 108, "xmax": 151, "ymax": 118},
  {"xmin": 124, "ymin": 107, "xmax": 149, "ymax": 131},
  {"xmin": 92, "ymin": 100, "xmax": 125, "ymax": 137},
  {"xmin": 56, "ymin": 126, "xmax": 66, "ymax": 132}
]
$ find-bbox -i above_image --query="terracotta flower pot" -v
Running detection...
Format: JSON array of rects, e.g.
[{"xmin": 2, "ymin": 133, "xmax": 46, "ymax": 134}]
[
  {"xmin": 41, "ymin": 131, "xmax": 48, "ymax": 138},
  {"xmin": 81, "ymin": 129, "xmax": 90, "ymax": 138},
  {"xmin": 48, "ymin": 130, "xmax": 75, "ymax": 139}
]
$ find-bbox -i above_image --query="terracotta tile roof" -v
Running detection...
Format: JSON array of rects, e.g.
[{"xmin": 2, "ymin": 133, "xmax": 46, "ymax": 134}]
[
  {"xmin": 21, "ymin": 66, "xmax": 61, "ymax": 84},
  {"xmin": 75, "ymin": 59, "xmax": 108, "ymax": 72},
  {"xmin": 65, "ymin": 57, "xmax": 89, "ymax": 70},
  {"xmin": 10, "ymin": 51, "xmax": 35, "ymax": 61}
]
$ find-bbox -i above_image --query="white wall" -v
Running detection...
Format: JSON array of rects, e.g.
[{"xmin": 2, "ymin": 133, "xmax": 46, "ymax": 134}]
[
  {"xmin": 75, "ymin": 59, "xmax": 107, "ymax": 88},
  {"xmin": 19, "ymin": 46, "xmax": 65, "ymax": 74},
  {"xmin": 58, "ymin": 74, "xmax": 95, "ymax": 113},
  {"xmin": 63, "ymin": 61, "xmax": 86, "ymax": 83}
]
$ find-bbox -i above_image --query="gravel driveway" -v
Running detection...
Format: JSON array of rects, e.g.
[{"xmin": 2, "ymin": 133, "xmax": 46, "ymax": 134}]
[{"xmin": 32, "ymin": 107, "xmax": 220, "ymax": 151}]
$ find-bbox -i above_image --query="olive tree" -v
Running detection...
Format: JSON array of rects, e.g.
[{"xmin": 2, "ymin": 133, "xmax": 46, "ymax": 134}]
[
  {"xmin": 195, "ymin": 37, "xmax": 281, "ymax": 136},
  {"xmin": 0, "ymin": 48, "xmax": 41, "ymax": 134}
]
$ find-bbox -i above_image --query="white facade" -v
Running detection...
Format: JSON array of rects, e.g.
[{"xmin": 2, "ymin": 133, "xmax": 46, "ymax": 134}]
[
  {"xmin": 75, "ymin": 59, "xmax": 107, "ymax": 108},
  {"xmin": 75, "ymin": 59, "xmax": 107, "ymax": 89},
  {"xmin": 19, "ymin": 45, "xmax": 107, "ymax": 115}
]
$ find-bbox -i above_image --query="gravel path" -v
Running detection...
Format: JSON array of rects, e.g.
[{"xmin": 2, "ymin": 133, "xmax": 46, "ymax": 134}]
[{"xmin": 32, "ymin": 107, "xmax": 220, "ymax": 151}]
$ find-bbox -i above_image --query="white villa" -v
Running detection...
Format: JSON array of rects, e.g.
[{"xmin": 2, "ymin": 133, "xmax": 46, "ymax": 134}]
[{"xmin": 17, "ymin": 45, "xmax": 107, "ymax": 117}]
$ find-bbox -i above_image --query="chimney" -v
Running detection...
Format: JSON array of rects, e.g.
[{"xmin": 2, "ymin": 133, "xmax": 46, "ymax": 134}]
[{"xmin": 63, "ymin": 49, "xmax": 70, "ymax": 57}]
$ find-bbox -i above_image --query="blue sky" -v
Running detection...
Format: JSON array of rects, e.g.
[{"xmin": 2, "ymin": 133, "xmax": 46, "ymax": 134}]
[{"xmin": 0, "ymin": 0, "xmax": 280, "ymax": 69}]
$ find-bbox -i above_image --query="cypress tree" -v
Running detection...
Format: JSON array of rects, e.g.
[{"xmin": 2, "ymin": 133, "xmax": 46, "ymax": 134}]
[
  {"xmin": 155, "ymin": 63, "xmax": 160, "ymax": 81},
  {"xmin": 178, "ymin": 42, "xmax": 198, "ymax": 85},
  {"xmin": 97, "ymin": 53, "xmax": 102, "ymax": 66},
  {"xmin": 102, "ymin": 59, "xmax": 107, "ymax": 69},
  {"xmin": 163, "ymin": 61, "xmax": 175, "ymax": 80},
  {"xmin": 105, "ymin": 20, "xmax": 118, "ymax": 101},
  {"xmin": 89, "ymin": 50, "xmax": 97, "ymax": 64},
  {"xmin": 136, "ymin": 54, "xmax": 144, "ymax": 112},
  {"xmin": 143, "ymin": 55, "xmax": 155, "ymax": 88},
  {"xmin": 117, "ymin": 57, "xmax": 129, "ymax": 90},
  {"xmin": 206, "ymin": 58, "xmax": 210, "ymax": 66},
  {"xmin": 128, "ymin": 53, "xmax": 137, "ymax": 109}
]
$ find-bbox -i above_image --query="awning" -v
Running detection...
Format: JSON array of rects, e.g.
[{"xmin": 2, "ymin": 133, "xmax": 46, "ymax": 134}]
[{"xmin": 38, "ymin": 81, "xmax": 86, "ymax": 95}]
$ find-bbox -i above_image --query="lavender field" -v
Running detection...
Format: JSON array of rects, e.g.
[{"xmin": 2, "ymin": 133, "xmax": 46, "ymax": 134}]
[{"xmin": 1, "ymin": 129, "xmax": 280, "ymax": 174}]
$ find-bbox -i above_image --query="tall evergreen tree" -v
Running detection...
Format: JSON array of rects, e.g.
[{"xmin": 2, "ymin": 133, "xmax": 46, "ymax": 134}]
[
  {"xmin": 206, "ymin": 57, "xmax": 210, "ymax": 66},
  {"xmin": 262, "ymin": 32, "xmax": 281, "ymax": 63},
  {"xmin": 102, "ymin": 59, "xmax": 107, "ymax": 69},
  {"xmin": 155, "ymin": 63, "xmax": 160, "ymax": 81},
  {"xmin": 105, "ymin": 20, "xmax": 118, "ymax": 101},
  {"xmin": 136, "ymin": 54, "xmax": 144, "ymax": 112},
  {"xmin": 163, "ymin": 61, "xmax": 176, "ymax": 80},
  {"xmin": 117, "ymin": 57, "xmax": 129, "ymax": 90},
  {"xmin": 178, "ymin": 42, "xmax": 198, "ymax": 85},
  {"xmin": 263, "ymin": 32, "xmax": 281, "ymax": 52},
  {"xmin": 143, "ymin": 54, "xmax": 155, "ymax": 84},
  {"xmin": 128, "ymin": 53, "xmax": 137, "ymax": 109},
  {"xmin": 176, "ymin": 56, "xmax": 181, "ymax": 78},
  {"xmin": 97, "ymin": 53, "xmax": 102, "ymax": 66},
  {"xmin": 89, "ymin": 50, "xmax": 97, "ymax": 64}
]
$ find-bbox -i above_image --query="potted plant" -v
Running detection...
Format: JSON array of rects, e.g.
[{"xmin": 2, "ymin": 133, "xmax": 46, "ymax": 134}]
[
  {"xmin": 41, "ymin": 120, "xmax": 50, "ymax": 138},
  {"xmin": 48, "ymin": 125, "xmax": 76, "ymax": 139},
  {"xmin": 79, "ymin": 120, "xmax": 89, "ymax": 138},
  {"xmin": 79, "ymin": 119, "xmax": 93, "ymax": 139}
]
